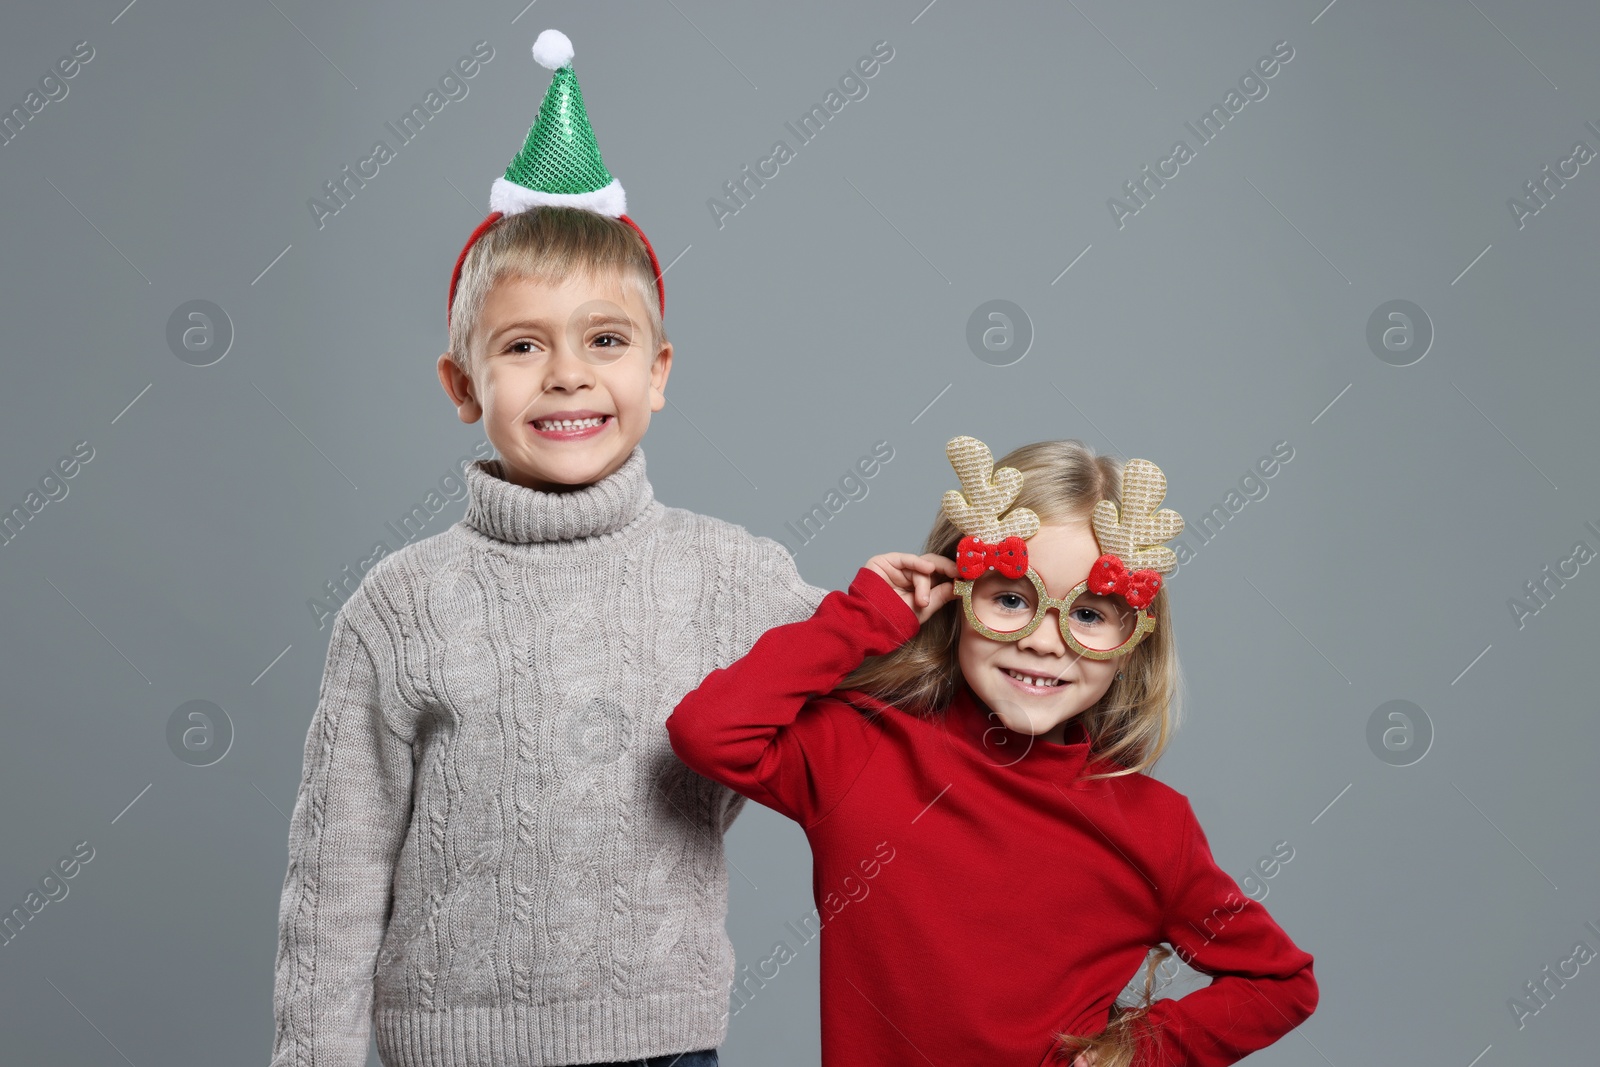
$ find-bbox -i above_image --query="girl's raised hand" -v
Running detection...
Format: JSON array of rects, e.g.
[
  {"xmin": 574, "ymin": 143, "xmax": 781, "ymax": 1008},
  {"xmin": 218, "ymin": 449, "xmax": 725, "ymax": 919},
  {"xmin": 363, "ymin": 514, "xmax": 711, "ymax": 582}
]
[{"xmin": 863, "ymin": 552, "xmax": 959, "ymax": 625}]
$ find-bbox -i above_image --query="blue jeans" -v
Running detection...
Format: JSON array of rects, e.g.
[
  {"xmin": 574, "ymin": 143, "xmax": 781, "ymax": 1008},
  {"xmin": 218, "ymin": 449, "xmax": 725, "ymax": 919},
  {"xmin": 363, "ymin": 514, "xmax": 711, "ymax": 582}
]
[{"xmin": 565, "ymin": 1052, "xmax": 717, "ymax": 1067}]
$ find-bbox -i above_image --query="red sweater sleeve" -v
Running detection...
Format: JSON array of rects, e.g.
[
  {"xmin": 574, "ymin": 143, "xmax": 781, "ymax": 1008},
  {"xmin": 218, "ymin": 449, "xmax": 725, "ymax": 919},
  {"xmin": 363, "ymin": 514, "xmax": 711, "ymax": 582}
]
[
  {"xmin": 666, "ymin": 566, "xmax": 921, "ymax": 827},
  {"xmin": 1140, "ymin": 799, "xmax": 1319, "ymax": 1066}
]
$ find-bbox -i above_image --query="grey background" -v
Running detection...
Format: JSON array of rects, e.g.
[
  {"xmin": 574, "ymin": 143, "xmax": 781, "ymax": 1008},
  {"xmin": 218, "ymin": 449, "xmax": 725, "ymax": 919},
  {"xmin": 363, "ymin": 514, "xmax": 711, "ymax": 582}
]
[{"xmin": 1, "ymin": 0, "xmax": 1596, "ymax": 1064}]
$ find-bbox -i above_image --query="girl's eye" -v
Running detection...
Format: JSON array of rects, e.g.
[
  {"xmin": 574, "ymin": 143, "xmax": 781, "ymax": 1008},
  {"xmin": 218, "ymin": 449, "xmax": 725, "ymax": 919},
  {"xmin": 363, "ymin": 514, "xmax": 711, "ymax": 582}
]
[
  {"xmin": 1071, "ymin": 607, "xmax": 1105, "ymax": 626},
  {"xmin": 994, "ymin": 592, "xmax": 1031, "ymax": 613}
]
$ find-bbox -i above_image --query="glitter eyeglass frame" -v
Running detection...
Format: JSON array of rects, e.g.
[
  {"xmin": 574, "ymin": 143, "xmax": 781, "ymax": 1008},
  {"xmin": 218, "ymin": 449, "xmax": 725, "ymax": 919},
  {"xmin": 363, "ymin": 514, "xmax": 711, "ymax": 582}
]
[{"xmin": 952, "ymin": 567, "xmax": 1157, "ymax": 660}]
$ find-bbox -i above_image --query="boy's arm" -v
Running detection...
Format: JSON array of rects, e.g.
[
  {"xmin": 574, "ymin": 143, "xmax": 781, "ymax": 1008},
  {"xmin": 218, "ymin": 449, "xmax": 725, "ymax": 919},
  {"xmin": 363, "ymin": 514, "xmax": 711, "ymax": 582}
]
[
  {"xmin": 667, "ymin": 566, "xmax": 919, "ymax": 827},
  {"xmin": 270, "ymin": 596, "xmax": 414, "ymax": 1067},
  {"xmin": 1139, "ymin": 799, "xmax": 1319, "ymax": 1066},
  {"xmin": 744, "ymin": 534, "xmax": 829, "ymax": 629}
]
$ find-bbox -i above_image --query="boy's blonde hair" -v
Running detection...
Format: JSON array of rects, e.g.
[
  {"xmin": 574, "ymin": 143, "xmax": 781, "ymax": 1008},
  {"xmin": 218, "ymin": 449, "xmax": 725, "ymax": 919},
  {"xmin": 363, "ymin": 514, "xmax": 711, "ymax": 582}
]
[
  {"xmin": 838, "ymin": 437, "xmax": 1183, "ymax": 780},
  {"xmin": 836, "ymin": 437, "xmax": 1187, "ymax": 1065},
  {"xmin": 447, "ymin": 206, "xmax": 666, "ymax": 369}
]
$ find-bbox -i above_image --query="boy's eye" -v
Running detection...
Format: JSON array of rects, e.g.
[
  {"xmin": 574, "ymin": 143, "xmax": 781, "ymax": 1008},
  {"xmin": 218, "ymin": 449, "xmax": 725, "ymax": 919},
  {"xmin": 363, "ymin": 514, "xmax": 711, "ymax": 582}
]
[
  {"xmin": 507, "ymin": 339, "xmax": 537, "ymax": 354},
  {"xmin": 592, "ymin": 332, "xmax": 626, "ymax": 348}
]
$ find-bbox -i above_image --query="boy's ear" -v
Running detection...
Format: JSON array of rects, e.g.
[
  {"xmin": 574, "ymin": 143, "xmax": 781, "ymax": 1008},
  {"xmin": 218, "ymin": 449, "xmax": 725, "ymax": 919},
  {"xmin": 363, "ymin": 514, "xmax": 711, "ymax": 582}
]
[
  {"xmin": 648, "ymin": 340, "xmax": 673, "ymax": 412},
  {"xmin": 437, "ymin": 352, "xmax": 482, "ymax": 423}
]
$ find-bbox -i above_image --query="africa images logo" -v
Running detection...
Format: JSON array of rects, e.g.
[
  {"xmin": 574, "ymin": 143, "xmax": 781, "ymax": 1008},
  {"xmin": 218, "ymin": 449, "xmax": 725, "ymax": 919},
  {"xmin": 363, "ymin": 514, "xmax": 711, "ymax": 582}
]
[
  {"xmin": 307, "ymin": 42, "xmax": 495, "ymax": 230},
  {"xmin": 1107, "ymin": 40, "xmax": 1295, "ymax": 229}
]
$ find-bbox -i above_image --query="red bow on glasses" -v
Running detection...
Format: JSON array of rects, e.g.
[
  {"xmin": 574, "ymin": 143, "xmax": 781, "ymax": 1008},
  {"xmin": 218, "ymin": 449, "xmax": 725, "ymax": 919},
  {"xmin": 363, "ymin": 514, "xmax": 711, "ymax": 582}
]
[
  {"xmin": 1088, "ymin": 554, "xmax": 1163, "ymax": 609},
  {"xmin": 956, "ymin": 535, "xmax": 1029, "ymax": 580}
]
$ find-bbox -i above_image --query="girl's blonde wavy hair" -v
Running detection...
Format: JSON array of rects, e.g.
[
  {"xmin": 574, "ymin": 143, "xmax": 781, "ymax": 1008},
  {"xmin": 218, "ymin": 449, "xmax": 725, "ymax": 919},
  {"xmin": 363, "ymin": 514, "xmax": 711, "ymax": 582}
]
[
  {"xmin": 1049, "ymin": 947, "xmax": 1175, "ymax": 1067},
  {"xmin": 835, "ymin": 437, "xmax": 1185, "ymax": 1067}
]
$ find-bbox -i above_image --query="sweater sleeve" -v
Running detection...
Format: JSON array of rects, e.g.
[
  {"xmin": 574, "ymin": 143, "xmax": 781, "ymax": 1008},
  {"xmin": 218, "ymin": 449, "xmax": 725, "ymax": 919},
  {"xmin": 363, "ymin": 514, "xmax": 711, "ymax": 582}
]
[
  {"xmin": 732, "ymin": 537, "xmax": 832, "ymax": 646},
  {"xmin": 666, "ymin": 566, "xmax": 920, "ymax": 827},
  {"xmin": 269, "ymin": 598, "xmax": 415, "ymax": 1067},
  {"xmin": 1139, "ymin": 799, "xmax": 1319, "ymax": 1067},
  {"xmin": 758, "ymin": 537, "xmax": 832, "ymax": 620}
]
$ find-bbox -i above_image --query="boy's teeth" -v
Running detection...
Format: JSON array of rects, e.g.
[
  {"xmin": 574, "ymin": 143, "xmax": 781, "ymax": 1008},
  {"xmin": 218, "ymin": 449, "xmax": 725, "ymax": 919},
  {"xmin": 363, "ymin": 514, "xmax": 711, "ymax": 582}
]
[
  {"xmin": 1005, "ymin": 668, "xmax": 1060, "ymax": 688},
  {"xmin": 536, "ymin": 416, "xmax": 606, "ymax": 430}
]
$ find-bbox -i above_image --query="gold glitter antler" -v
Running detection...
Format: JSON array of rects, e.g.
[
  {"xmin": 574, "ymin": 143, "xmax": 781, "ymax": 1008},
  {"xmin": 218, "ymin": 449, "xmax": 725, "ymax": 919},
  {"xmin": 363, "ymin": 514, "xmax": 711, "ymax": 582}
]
[
  {"xmin": 940, "ymin": 436, "xmax": 1040, "ymax": 542},
  {"xmin": 1091, "ymin": 459, "xmax": 1184, "ymax": 575}
]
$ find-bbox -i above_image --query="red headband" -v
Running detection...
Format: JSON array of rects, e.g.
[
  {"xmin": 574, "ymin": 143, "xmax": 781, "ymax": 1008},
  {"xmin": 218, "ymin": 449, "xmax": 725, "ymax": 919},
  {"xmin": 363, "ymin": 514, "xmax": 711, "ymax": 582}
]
[{"xmin": 446, "ymin": 211, "xmax": 666, "ymax": 331}]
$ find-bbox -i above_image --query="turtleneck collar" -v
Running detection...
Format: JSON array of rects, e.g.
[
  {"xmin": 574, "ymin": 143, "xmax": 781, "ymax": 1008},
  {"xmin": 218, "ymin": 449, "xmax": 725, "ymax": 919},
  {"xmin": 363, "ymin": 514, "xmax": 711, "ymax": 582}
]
[
  {"xmin": 460, "ymin": 445, "xmax": 658, "ymax": 545},
  {"xmin": 945, "ymin": 681, "xmax": 1097, "ymax": 781}
]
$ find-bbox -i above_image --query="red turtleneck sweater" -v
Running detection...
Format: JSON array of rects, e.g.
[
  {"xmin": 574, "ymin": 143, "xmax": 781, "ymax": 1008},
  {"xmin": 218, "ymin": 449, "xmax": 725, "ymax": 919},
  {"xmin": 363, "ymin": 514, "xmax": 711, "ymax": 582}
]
[{"xmin": 666, "ymin": 567, "xmax": 1317, "ymax": 1066}]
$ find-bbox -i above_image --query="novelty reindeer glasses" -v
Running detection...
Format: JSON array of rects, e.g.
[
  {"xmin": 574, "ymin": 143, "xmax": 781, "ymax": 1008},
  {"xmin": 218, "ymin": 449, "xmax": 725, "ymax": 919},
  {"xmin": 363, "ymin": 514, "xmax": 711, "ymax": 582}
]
[{"xmin": 941, "ymin": 436, "xmax": 1186, "ymax": 660}]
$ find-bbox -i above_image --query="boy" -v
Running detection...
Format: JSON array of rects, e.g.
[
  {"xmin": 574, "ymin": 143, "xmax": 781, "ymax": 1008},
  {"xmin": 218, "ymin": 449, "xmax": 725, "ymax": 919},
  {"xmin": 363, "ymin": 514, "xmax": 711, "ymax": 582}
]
[{"xmin": 269, "ymin": 31, "xmax": 826, "ymax": 1067}]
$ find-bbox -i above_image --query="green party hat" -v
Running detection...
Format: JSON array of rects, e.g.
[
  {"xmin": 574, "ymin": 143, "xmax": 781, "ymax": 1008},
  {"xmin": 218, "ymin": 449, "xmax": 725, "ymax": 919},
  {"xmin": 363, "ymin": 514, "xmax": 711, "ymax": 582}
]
[{"xmin": 489, "ymin": 29, "xmax": 627, "ymax": 217}]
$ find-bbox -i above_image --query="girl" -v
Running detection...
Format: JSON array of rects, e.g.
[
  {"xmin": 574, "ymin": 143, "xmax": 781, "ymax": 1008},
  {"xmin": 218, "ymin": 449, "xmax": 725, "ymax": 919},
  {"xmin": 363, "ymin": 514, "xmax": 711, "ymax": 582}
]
[{"xmin": 666, "ymin": 435, "xmax": 1318, "ymax": 1066}]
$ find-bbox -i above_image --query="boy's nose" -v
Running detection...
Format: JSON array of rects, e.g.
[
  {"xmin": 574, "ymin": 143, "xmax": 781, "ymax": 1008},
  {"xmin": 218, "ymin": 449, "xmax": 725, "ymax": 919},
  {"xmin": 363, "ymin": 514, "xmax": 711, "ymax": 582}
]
[{"xmin": 543, "ymin": 341, "xmax": 595, "ymax": 382}]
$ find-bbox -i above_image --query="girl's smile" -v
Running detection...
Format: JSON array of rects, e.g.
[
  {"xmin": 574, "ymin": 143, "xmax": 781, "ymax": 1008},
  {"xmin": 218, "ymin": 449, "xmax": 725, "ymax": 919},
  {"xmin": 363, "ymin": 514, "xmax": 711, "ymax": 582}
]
[{"xmin": 999, "ymin": 665, "xmax": 1069, "ymax": 693}]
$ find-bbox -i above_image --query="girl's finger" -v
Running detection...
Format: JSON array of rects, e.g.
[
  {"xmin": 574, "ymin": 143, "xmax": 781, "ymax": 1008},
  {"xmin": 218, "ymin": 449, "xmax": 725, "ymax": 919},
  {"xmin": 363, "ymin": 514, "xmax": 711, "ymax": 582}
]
[
  {"xmin": 912, "ymin": 570, "xmax": 930, "ymax": 607},
  {"xmin": 926, "ymin": 583, "xmax": 958, "ymax": 615},
  {"xmin": 913, "ymin": 582, "xmax": 958, "ymax": 623}
]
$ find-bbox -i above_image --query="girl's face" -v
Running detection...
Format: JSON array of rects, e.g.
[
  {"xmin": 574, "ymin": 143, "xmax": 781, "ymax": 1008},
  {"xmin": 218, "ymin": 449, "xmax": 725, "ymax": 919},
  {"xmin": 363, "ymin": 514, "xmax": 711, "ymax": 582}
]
[{"xmin": 956, "ymin": 520, "xmax": 1122, "ymax": 745}]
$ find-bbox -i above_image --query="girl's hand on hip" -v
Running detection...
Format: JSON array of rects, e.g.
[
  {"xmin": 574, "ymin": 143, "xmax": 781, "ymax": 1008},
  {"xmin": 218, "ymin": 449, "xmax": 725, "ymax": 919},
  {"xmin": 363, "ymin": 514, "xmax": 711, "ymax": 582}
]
[{"xmin": 863, "ymin": 552, "xmax": 958, "ymax": 624}]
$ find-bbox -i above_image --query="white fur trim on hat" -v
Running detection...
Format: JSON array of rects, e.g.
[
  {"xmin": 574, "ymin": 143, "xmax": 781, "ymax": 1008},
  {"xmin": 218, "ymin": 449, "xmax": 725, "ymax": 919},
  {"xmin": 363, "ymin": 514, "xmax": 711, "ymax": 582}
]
[{"xmin": 488, "ymin": 176, "xmax": 627, "ymax": 217}]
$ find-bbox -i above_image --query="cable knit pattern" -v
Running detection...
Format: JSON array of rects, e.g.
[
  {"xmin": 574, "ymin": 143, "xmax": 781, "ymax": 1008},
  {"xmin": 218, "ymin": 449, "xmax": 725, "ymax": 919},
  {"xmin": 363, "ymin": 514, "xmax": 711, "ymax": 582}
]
[{"xmin": 269, "ymin": 444, "xmax": 828, "ymax": 1067}]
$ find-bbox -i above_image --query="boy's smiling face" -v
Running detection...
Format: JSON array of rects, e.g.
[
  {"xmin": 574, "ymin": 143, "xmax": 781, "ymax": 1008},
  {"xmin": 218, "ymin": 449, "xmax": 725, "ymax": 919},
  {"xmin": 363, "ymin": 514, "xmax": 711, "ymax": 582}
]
[{"xmin": 438, "ymin": 270, "xmax": 670, "ymax": 492}]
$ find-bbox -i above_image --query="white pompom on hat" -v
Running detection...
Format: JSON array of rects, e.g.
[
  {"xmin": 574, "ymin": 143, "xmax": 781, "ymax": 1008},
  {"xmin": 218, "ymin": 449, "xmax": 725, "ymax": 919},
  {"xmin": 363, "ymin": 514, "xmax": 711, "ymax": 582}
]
[{"xmin": 531, "ymin": 29, "xmax": 574, "ymax": 71}]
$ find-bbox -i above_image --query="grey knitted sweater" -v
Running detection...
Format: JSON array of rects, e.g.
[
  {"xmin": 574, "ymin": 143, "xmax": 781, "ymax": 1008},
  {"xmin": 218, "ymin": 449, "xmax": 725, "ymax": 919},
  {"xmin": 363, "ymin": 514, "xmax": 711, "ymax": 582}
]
[{"xmin": 270, "ymin": 445, "xmax": 827, "ymax": 1067}]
